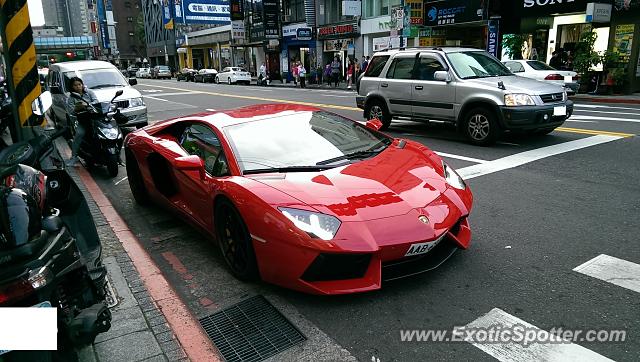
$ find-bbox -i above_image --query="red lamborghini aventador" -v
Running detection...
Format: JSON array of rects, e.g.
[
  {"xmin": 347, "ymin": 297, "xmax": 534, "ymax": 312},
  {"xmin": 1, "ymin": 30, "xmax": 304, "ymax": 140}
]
[{"xmin": 124, "ymin": 104, "xmax": 473, "ymax": 294}]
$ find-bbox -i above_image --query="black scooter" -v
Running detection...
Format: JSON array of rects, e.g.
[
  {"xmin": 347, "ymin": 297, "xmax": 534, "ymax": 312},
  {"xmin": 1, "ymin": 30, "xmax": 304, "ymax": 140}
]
[
  {"xmin": 69, "ymin": 90, "xmax": 129, "ymax": 177},
  {"xmin": 0, "ymin": 92, "xmax": 111, "ymax": 360}
]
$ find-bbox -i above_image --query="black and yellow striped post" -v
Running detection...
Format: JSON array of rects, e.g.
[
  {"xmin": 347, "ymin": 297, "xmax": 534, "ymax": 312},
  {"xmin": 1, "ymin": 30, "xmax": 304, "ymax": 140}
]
[{"xmin": 0, "ymin": 0, "xmax": 43, "ymax": 141}]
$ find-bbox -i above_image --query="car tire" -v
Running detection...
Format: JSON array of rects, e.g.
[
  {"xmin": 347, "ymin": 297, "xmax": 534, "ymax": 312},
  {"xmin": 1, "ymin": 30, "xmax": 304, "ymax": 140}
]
[
  {"xmin": 227, "ymin": 77, "xmax": 231, "ymax": 85},
  {"xmin": 214, "ymin": 198, "xmax": 259, "ymax": 281},
  {"xmin": 215, "ymin": 76, "xmax": 219, "ymax": 84},
  {"xmin": 463, "ymin": 107, "xmax": 501, "ymax": 146},
  {"xmin": 125, "ymin": 149, "xmax": 150, "ymax": 205},
  {"xmin": 365, "ymin": 99, "xmax": 391, "ymax": 130}
]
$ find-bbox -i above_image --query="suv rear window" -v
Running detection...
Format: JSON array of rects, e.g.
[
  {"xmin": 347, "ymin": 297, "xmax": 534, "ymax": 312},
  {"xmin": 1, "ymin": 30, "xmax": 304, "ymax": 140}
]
[{"xmin": 364, "ymin": 55, "xmax": 390, "ymax": 77}]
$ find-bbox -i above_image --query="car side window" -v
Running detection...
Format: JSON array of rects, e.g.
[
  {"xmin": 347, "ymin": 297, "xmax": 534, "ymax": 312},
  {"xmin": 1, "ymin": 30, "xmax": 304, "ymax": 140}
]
[
  {"xmin": 179, "ymin": 124, "xmax": 229, "ymax": 177},
  {"xmin": 386, "ymin": 57, "xmax": 416, "ymax": 80},
  {"xmin": 416, "ymin": 56, "xmax": 446, "ymax": 81},
  {"xmin": 505, "ymin": 62, "xmax": 524, "ymax": 73},
  {"xmin": 364, "ymin": 55, "xmax": 390, "ymax": 77}
]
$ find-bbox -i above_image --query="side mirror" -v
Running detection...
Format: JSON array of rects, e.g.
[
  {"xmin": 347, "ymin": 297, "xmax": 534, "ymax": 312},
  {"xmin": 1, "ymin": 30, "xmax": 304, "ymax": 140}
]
[
  {"xmin": 365, "ymin": 119, "xmax": 383, "ymax": 131},
  {"xmin": 115, "ymin": 89, "xmax": 124, "ymax": 97},
  {"xmin": 50, "ymin": 85, "xmax": 63, "ymax": 94},
  {"xmin": 174, "ymin": 155, "xmax": 205, "ymax": 180},
  {"xmin": 31, "ymin": 91, "xmax": 53, "ymax": 116},
  {"xmin": 434, "ymin": 71, "xmax": 451, "ymax": 82},
  {"xmin": 129, "ymin": 78, "xmax": 138, "ymax": 86}
]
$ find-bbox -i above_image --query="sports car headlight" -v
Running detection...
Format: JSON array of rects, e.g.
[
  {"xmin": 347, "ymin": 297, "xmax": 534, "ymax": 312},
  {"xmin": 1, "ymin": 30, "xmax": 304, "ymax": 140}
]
[
  {"xmin": 504, "ymin": 94, "xmax": 535, "ymax": 106},
  {"xmin": 279, "ymin": 207, "xmax": 341, "ymax": 240},
  {"xmin": 443, "ymin": 162, "xmax": 466, "ymax": 190},
  {"xmin": 129, "ymin": 97, "xmax": 144, "ymax": 107}
]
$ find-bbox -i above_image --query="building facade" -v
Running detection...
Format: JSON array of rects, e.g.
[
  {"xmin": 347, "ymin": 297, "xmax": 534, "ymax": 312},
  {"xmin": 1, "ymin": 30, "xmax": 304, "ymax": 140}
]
[
  {"xmin": 141, "ymin": 0, "xmax": 177, "ymax": 68},
  {"xmin": 112, "ymin": 0, "xmax": 146, "ymax": 67}
]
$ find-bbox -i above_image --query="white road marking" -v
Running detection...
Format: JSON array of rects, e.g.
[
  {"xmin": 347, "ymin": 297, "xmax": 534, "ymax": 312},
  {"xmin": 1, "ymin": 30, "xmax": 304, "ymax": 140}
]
[
  {"xmin": 566, "ymin": 119, "xmax": 598, "ymax": 123},
  {"xmin": 574, "ymin": 104, "xmax": 640, "ymax": 111},
  {"xmin": 497, "ymin": 141, "xmax": 520, "ymax": 146},
  {"xmin": 140, "ymin": 89, "xmax": 163, "ymax": 93},
  {"xmin": 435, "ymin": 152, "xmax": 488, "ymax": 164},
  {"xmin": 573, "ymin": 254, "xmax": 640, "ymax": 293},
  {"xmin": 143, "ymin": 96, "xmax": 197, "ymax": 108},
  {"xmin": 569, "ymin": 115, "xmax": 640, "ymax": 123},
  {"xmin": 206, "ymin": 108, "xmax": 217, "ymax": 112},
  {"xmin": 144, "ymin": 91, "xmax": 202, "ymax": 97},
  {"xmin": 465, "ymin": 308, "xmax": 614, "ymax": 362},
  {"xmin": 573, "ymin": 109, "xmax": 640, "ymax": 117},
  {"xmin": 114, "ymin": 176, "xmax": 128, "ymax": 186},
  {"xmin": 322, "ymin": 94, "xmax": 355, "ymax": 98},
  {"xmin": 457, "ymin": 135, "xmax": 622, "ymax": 180}
]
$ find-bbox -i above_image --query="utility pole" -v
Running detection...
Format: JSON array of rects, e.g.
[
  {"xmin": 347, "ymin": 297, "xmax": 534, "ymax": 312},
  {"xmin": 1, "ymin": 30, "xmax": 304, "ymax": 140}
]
[{"xmin": 0, "ymin": 0, "xmax": 44, "ymax": 142}]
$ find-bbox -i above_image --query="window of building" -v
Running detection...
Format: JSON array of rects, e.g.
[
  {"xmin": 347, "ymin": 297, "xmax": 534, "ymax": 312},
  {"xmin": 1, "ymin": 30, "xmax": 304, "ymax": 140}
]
[
  {"xmin": 284, "ymin": 0, "xmax": 305, "ymax": 23},
  {"xmin": 363, "ymin": 0, "xmax": 402, "ymax": 19}
]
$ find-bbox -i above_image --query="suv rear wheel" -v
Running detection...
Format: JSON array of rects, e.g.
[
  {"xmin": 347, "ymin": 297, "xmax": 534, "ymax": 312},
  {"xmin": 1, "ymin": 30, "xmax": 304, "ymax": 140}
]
[
  {"xmin": 463, "ymin": 107, "xmax": 500, "ymax": 146},
  {"xmin": 366, "ymin": 100, "xmax": 391, "ymax": 130}
]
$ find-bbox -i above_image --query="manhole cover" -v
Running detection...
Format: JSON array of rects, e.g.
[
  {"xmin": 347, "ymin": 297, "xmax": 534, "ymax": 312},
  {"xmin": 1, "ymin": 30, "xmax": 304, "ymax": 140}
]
[{"xmin": 199, "ymin": 295, "xmax": 306, "ymax": 362}]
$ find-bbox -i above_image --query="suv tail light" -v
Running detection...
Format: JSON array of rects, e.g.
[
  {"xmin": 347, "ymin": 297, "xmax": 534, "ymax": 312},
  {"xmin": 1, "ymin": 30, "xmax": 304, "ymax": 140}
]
[{"xmin": 545, "ymin": 74, "xmax": 564, "ymax": 80}]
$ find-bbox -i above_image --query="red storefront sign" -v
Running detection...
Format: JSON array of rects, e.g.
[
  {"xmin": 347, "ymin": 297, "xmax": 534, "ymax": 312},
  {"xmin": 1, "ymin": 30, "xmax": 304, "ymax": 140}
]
[{"xmin": 317, "ymin": 23, "xmax": 359, "ymax": 39}]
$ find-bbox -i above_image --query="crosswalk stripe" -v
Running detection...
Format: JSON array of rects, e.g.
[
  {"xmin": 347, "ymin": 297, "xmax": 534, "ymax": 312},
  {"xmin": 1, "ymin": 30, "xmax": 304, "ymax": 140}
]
[
  {"xmin": 573, "ymin": 254, "xmax": 640, "ymax": 293},
  {"xmin": 575, "ymin": 104, "xmax": 640, "ymax": 111},
  {"xmin": 570, "ymin": 115, "xmax": 640, "ymax": 123},
  {"xmin": 465, "ymin": 308, "xmax": 614, "ymax": 362},
  {"xmin": 572, "ymin": 109, "xmax": 640, "ymax": 118}
]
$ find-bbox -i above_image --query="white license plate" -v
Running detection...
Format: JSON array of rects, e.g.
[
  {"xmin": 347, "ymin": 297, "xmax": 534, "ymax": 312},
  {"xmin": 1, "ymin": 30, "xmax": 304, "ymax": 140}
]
[
  {"xmin": 405, "ymin": 233, "xmax": 445, "ymax": 257},
  {"xmin": 0, "ymin": 301, "xmax": 52, "ymax": 356},
  {"xmin": 564, "ymin": 76, "xmax": 573, "ymax": 82},
  {"xmin": 553, "ymin": 106, "xmax": 566, "ymax": 116}
]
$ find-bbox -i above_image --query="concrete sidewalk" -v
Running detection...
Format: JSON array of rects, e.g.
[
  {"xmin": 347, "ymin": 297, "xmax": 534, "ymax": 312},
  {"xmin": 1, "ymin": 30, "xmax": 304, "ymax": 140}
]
[
  {"xmin": 570, "ymin": 93, "xmax": 640, "ymax": 104},
  {"xmin": 51, "ymin": 139, "xmax": 217, "ymax": 362},
  {"xmin": 251, "ymin": 77, "xmax": 357, "ymax": 92}
]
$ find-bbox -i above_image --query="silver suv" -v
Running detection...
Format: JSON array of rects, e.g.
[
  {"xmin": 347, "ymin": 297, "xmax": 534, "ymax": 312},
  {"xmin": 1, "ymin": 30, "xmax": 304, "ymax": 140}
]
[{"xmin": 356, "ymin": 48, "xmax": 574, "ymax": 145}]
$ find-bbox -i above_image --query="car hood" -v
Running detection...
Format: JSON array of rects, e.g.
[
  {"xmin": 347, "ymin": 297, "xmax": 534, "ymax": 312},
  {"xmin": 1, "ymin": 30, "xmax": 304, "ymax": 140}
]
[
  {"xmin": 248, "ymin": 146, "xmax": 451, "ymax": 222},
  {"xmin": 91, "ymin": 86, "xmax": 142, "ymax": 102},
  {"xmin": 472, "ymin": 75, "xmax": 565, "ymax": 95}
]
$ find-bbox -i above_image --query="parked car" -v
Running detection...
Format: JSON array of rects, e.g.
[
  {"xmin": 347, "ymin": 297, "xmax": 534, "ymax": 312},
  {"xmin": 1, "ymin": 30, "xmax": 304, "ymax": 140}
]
[
  {"xmin": 136, "ymin": 67, "xmax": 151, "ymax": 78},
  {"xmin": 176, "ymin": 68, "xmax": 197, "ymax": 82},
  {"xmin": 503, "ymin": 60, "xmax": 579, "ymax": 94},
  {"xmin": 124, "ymin": 103, "xmax": 473, "ymax": 294},
  {"xmin": 47, "ymin": 60, "xmax": 148, "ymax": 129},
  {"xmin": 194, "ymin": 68, "xmax": 218, "ymax": 83},
  {"xmin": 127, "ymin": 65, "xmax": 139, "ymax": 77},
  {"xmin": 151, "ymin": 65, "xmax": 172, "ymax": 79},
  {"xmin": 215, "ymin": 67, "xmax": 252, "ymax": 85},
  {"xmin": 356, "ymin": 48, "xmax": 573, "ymax": 145}
]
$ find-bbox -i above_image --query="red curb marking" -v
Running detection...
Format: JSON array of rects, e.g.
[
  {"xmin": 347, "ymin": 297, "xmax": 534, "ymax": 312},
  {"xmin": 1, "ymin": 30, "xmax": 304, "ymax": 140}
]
[
  {"xmin": 572, "ymin": 96, "xmax": 640, "ymax": 105},
  {"xmin": 68, "ymin": 153, "xmax": 221, "ymax": 361},
  {"xmin": 162, "ymin": 252, "xmax": 190, "ymax": 275}
]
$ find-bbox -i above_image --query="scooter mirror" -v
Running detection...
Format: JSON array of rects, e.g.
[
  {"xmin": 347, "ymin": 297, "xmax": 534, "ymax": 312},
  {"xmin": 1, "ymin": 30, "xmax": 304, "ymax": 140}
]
[
  {"xmin": 115, "ymin": 90, "xmax": 124, "ymax": 97},
  {"xmin": 31, "ymin": 91, "xmax": 53, "ymax": 116}
]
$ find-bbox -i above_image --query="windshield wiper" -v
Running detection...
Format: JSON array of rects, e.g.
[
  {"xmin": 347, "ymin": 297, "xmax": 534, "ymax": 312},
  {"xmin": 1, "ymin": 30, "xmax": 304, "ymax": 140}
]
[
  {"xmin": 243, "ymin": 165, "xmax": 337, "ymax": 175},
  {"xmin": 90, "ymin": 84, "xmax": 125, "ymax": 89},
  {"xmin": 316, "ymin": 140, "xmax": 390, "ymax": 165}
]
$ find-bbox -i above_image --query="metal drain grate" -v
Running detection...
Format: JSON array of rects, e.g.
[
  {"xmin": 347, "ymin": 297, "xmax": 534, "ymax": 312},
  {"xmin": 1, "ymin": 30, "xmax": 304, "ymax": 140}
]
[{"xmin": 199, "ymin": 295, "xmax": 306, "ymax": 362}]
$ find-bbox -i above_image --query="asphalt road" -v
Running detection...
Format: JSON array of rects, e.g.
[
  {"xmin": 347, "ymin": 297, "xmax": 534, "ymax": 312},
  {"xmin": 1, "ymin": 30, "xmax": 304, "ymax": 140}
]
[{"xmin": 93, "ymin": 79, "xmax": 640, "ymax": 361}]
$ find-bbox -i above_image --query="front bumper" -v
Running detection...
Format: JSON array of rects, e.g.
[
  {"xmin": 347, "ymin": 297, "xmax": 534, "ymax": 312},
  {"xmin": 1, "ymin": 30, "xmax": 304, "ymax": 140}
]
[
  {"xmin": 356, "ymin": 95, "xmax": 366, "ymax": 109},
  {"xmin": 120, "ymin": 106, "xmax": 148, "ymax": 127},
  {"xmin": 498, "ymin": 100, "xmax": 573, "ymax": 130}
]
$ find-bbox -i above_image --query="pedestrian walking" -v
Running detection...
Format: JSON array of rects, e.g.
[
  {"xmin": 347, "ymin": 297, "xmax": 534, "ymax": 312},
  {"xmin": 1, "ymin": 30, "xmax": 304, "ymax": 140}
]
[
  {"xmin": 346, "ymin": 60, "xmax": 354, "ymax": 89},
  {"xmin": 361, "ymin": 56, "xmax": 369, "ymax": 74},
  {"xmin": 354, "ymin": 59, "xmax": 361, "ymax": 80},
  {"xmin": 298, "ymin": 63, "xmax": 306, "ymax": 88},
  {"xmin": 292, "ymin": 61, "xmax": 299, "ymax": 86},
  {"xmin": 324, "ymin": 63, "xmax": 332, "ymax": 86},
  {"xmin": 331, "ymin": 57, "xmax": 341, "ymax": 88}
]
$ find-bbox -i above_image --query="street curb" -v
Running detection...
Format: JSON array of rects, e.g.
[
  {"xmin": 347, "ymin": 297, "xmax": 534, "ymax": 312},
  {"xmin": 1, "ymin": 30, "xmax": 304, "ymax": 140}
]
[
  {"xmin": 571, "ymin": 96, "xmax": 640, "ymax": 104},
  {"xmin": 58, "ymin": 146, "xmax": 221, "ymax": 361}
]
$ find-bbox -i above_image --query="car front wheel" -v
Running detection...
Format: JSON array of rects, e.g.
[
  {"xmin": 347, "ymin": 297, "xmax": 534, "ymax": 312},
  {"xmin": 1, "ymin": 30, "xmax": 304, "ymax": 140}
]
[
  {"xmin": 463, "ymin": 107, "xmax": 500, "ymax": 146},
  {"xmin": 214, "ymin": 199, "xmax": 259, "ymax": 281},
  {"xmin": 365, "ymin": 100, "xmax": 391, "ymax": 130}
]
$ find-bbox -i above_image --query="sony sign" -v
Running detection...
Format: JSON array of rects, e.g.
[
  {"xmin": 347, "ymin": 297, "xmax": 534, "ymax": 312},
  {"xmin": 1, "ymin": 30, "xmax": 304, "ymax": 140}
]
[{"xmin": 524, "ymin": 0, "xmax": 575, "ymax": 7}]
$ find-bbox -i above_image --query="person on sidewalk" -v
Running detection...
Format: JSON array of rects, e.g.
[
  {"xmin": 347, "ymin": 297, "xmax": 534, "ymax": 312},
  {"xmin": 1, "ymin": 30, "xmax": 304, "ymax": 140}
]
[
  {"xmin": 346, "ymin": 60, "xmax": 354, "ymax": 89},
  {"xmin": 324, "ymin": 63, "xmax": 332, "ymax": 86},
  {"xmin": 354, "ymin": 59, "xmax": 361, "ymax": 81},
  {"xmin": 66, "ymin": 77, "xmax": 98, "ymax": 166},
  {"xmin": 292, "ymin": 61, "xmax": 299, "ymax": 86},
  {"xmin": 259, "ymin": 62, "xmax": 267, "ymax": 86},
  {"xmin": 361, "ymin": 56, "xmax": 369, "ymax": 74},
  {"xmin": 298, "ymin": 63, "xmax": 306, "ymax": 88},
  {"xmin": 331, "ymin": 57, "xmax": 341, "ymax": 88}
]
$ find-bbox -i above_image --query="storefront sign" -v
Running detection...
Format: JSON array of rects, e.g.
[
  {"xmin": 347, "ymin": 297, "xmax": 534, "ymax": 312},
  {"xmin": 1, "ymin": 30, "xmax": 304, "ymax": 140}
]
[
  {"xmin": 174, "ymin": 0, "xmax": 183, "ymax": 23},
  {"xmin": 163, "ymin": 0, "xmax": 174, "ymax": 30},
  {"xmin": 182, "ymin": 0, "xmax": 230, "ymax": 24},
  {"xmin": 586, "ymin": 3, "xmax": 612, "ymax": 22},
  {"xmin": 373, "ymin": 37, "xmax": 390, "ymax": 51},
  {"xmin": 613, "ymin": 24, "xmax": 634, "ymax": 62},
  {"xmin": 296, "ymin": 28, "xmax": 313, "ymax": 41},
  {"xmin": 486, "ymin": 19, "xmax": 499, "ymax": 58},
  {"xmin": 424, "ymin": 0, "xmax": 486, "ymax": 27},
  {"xmin": 614, "ymin": 0, "xmax": 640, "ymax": 11},
  {"xmin": 283, "ymin": 23, "xmax": 307, "ymax": 37},
  {"xmin": 263, "ymin": 0, "xmax": 280, "ymax": 39},
  {"xmin": 317, "ymin": 23, "xmax": 359, "ymax": 40},
  {"xmin": 250, "ymin": 0, "xmax": 264, "ymax": 41},
  {"xmin": 231, "ymin": 20, "xmax": 245, "ymax": 40},
  {"xmin": 323, "ymin": 38, "xmax": 353, "ymax": 52},
  {"xmin": 342, "ymin": 1, "xmax": 361, "ymax": 16},
  {"xmin": 406, "ymin": 0, "xmax": 424, "ymax": 25},
  {"xmin": 391, "ymin": 6, "xmax": 404, "ymax": 30},
  {"xmin": 229, "ymin": 0, "xmax": 243, "ymax": 21},
  {"xmin": 521, "ymin": 0, "xmax": 590, "ymax": 16}
]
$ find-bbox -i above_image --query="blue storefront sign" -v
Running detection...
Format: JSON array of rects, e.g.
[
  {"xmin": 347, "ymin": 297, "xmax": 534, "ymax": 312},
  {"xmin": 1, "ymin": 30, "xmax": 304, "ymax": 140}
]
[
  {"xmin": 96, "ymin": 0, "xmax": 109, "ymax": 49},
  {"xmin": 296, "ymin": 28, "xmax": 312, "ymax": 41},
  {"xmin": 174, "ymin": 0, "xmax": 184, "ymax": 23},
  {"xmin": 163, "ymin": 0, "xmax": 174, "ymax": 29},
  {"xmin": 424, "ymin": 0, "xmax": 486, "ymax": 27},
  {"xmin": 487, "ymin": 19, "xmax": 499, "ymax": 58},
  {"xmin": 181, "ymin": 0, "xmax": 230, "ymax": 24}
]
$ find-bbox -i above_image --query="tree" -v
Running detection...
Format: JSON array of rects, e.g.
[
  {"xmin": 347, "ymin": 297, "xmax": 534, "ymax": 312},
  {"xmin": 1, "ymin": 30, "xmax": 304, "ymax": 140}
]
[
  {"xmin": 502, "ymin": 34, "xmax": 526, "ymax": 60},
  {"xmin": 135, "ymin": 13, "xmax": 147, "ymax": 59}
]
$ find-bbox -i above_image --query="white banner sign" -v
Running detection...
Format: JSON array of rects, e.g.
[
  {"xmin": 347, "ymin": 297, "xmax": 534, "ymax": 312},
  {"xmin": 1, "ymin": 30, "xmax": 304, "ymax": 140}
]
[
  {"xmin": 342, "ymin": 1, "xmax": 362, "ymax": 16},
  {"xmin": 232, "ymin": 20, "xmax": 245, "ymax": 40}
]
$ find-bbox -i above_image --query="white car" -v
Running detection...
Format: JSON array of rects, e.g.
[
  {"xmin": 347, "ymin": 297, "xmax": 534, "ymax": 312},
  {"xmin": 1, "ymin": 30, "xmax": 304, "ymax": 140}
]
[
  {"xmin": 136, "ymin": 67, "xmax": 151, "ymax": 78},
  {"xmin": 215, "ymin": 67, "xmax": 252, "ymax": 85},
  {"xmin": 503, "ymin": 60, "xmax": 579, "ymax": 94}
]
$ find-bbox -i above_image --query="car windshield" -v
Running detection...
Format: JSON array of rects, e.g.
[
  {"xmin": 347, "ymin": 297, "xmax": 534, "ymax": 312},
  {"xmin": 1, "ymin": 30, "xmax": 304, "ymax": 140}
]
[
  {"xmin": 527, "ymin": 61, "xmax": 557, "ymax": 71},
  {"xmin": 446, "ymin": 51, "xmax": 513, "ymax": 79},
  {"xmin": 231, "ymin": 67, "xmax": 247, "ymax": 72},
  {"xmin": 64, "ymin": 68, "xmax": 128, "ymax": 90},
  {"xmin": 224, "ymin": 111, "xmax": 390, "ymax": 173}
]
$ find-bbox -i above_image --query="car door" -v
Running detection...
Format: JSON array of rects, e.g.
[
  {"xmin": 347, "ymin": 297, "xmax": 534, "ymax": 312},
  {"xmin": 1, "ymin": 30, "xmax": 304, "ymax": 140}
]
[
  {"xmin": 176, "ymin": 123, "xmax": 230, "ymax": 229},
  {"xmin": 380, "ymin": 54, "xmax": 416, "ymax": 117},
  {"xmin": 221, "ymin": 68, "xmax": 229, "ymax": 82},
  {"xmin": 411, "ymin": 54, "xmax": 455, "ymax": 120}
]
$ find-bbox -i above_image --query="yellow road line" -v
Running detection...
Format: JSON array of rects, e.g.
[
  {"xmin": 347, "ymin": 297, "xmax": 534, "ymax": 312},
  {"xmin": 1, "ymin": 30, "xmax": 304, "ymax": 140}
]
[{"xmin": 140, "ymin": 83, "xmax": 635, "ymax": 138}]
